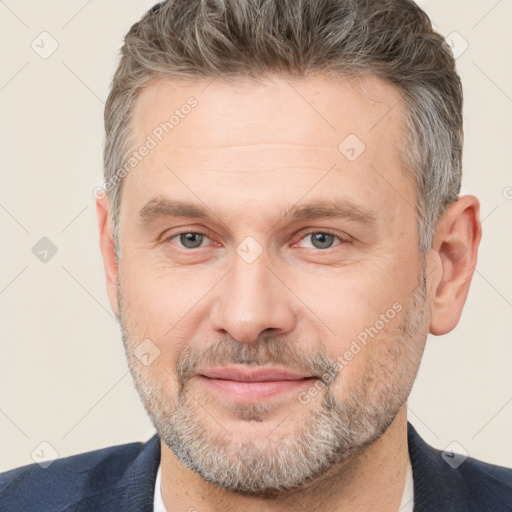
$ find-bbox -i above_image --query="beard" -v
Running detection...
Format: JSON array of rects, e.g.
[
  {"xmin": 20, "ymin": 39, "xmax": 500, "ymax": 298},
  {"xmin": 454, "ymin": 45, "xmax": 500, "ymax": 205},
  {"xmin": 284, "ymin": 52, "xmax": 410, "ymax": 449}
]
[{"xmin": 116, "ymin": 264, "xmax": 429, "ymax": 497}]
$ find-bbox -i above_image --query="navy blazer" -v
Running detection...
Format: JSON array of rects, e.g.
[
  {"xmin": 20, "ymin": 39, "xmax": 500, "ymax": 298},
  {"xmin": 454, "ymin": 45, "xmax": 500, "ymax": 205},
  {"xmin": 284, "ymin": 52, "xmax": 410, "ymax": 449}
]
[{"xmin": 1, "ymin": 423, "xmax": 511, "ymax": 511}]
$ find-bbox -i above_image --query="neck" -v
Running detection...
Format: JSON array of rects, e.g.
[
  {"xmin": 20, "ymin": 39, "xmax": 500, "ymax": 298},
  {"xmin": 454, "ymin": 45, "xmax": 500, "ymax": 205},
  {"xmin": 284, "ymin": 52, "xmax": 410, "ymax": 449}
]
[{"xmin": 160, "ymin": 407, "xmax": 410, "ymax": 512}]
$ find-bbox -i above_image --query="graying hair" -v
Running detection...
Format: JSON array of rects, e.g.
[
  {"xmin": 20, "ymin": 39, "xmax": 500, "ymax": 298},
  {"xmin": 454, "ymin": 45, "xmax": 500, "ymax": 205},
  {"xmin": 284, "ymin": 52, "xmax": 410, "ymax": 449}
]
[{"xmin": 103, "ymin": 0, "xmax": 462, "ymax": 257}]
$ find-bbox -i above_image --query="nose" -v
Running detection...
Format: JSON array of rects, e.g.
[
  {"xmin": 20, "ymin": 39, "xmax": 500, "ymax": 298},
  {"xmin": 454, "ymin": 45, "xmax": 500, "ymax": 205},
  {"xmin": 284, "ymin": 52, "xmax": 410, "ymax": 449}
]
[{"xmin": 209, "ymin": 250, "xmax": 296, "ymax": 343}]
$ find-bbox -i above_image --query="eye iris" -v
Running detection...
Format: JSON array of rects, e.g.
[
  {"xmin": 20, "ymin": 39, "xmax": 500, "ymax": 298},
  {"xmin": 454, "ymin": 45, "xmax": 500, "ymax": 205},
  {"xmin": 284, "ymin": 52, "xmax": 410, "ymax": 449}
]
[
  {"xmin": 311, "ymin": 233, "xmax": 334, "ymax": 249},
  {"xmin": 180, "ymin": 233, "xmax": 203, "ymax": 248}
]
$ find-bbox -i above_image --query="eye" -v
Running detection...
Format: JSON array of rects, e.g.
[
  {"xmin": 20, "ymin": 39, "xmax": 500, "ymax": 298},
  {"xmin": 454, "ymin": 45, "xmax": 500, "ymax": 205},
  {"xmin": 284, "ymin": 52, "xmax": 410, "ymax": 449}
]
[
  {"xmin": 297, "ymin": 231, "xmax": 347, "ymax": 250},
  {"xmin": 169, "ymin": 232, "xmax": 208, "ymax": 249},
  {"xmin": 163, "ymin": 229, "xmax": 349, "ymax": 252}
]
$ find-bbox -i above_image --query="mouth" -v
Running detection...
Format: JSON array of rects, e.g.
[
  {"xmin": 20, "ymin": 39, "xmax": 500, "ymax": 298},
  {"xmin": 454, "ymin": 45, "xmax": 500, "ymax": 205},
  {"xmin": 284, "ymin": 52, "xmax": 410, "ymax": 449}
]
[{"xmin": 197, "ymin": 366, "xmax": 318, "ymax": 400}]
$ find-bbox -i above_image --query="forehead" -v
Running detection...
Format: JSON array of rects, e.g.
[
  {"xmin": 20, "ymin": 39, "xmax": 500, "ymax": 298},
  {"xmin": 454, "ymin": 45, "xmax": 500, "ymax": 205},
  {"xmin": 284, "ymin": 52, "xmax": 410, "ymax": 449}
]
[
  {"xmin": 131, "ymin": 73, "xmax": 405, "ymax": 154},
  {"xmin": 122, "ymin": 73, "xmax": 414, "ymax": 229}
]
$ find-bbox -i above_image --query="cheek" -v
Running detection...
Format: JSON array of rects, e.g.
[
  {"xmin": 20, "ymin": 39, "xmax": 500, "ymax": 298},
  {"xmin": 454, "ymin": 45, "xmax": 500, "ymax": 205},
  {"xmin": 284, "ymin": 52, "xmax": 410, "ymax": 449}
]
[
  {"xmin": 286, "ymin": 259, "xmax": 415, "ymax": 390},
  {"xmin": 289, "ymin": 263, "xmax": 407, "ymax": 338},
  {"xmin": 122, "ymin": 259, "xmax": 193, "ymax": 320},
  {"xmin": 326, "ymin": 306, "xmax": 411, "ymax": 403},
  {"xmin": 119, "ymin": 264, "xmax": 212, "ymax": 361}
]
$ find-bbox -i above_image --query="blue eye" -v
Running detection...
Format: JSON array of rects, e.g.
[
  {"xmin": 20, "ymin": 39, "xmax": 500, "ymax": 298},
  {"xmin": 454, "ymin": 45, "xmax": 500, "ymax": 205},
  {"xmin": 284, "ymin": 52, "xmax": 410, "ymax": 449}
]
[
  {"xmin": 175, "ymin": 232, "xmax": 206, "ymax": 249},
  {"xmin": 308, "ymin": 232, "xmax": 336, "ymax": 249},
  {"xmin": 164, "ymin": 229, "xmax": 348, "ymax": 253},
  {"xmin": 297, "ymin": 231, "xmax": 345, "ymax": 250}
]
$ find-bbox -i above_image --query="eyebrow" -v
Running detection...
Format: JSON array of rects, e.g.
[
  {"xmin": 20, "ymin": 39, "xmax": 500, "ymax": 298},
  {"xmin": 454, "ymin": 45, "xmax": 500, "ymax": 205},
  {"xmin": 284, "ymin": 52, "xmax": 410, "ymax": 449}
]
[{"xmin": 139, "ymin": 196, "xmax": 377, "ymax": 227}]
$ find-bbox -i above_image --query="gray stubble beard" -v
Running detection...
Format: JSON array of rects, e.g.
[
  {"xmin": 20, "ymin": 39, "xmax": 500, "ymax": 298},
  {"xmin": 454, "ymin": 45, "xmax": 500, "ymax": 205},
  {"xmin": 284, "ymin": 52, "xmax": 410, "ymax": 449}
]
[{"xmin": 117, "ymin": 267, "xmax": 429, "ymax": 496}]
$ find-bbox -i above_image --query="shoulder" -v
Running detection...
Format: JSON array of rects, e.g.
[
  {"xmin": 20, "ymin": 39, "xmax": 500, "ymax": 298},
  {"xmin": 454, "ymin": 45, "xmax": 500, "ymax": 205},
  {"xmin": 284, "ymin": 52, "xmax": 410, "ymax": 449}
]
[
  {"xmin": 407, "ymin": 422, "xmax": 512, "ymax": 511},
  {"xmin": 450, "ymin": 453, "xmax": 512, "ymax": 507},
  {"xmin": 0, "ymin": 435, "xmax": 160, "ymax": 512}
]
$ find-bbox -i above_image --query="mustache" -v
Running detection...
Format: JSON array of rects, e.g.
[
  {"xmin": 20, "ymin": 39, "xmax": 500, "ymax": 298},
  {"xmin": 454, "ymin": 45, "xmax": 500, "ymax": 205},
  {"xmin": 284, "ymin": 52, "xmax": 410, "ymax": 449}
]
[{"xmin": 174, "ymin": 335, "xmax": 339, "ymax": 388}]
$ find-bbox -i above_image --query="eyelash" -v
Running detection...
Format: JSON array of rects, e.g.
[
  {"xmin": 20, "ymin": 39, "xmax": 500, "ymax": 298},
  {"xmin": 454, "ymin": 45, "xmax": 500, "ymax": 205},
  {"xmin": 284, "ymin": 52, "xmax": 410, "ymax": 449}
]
[{"xmin": 163, "ymin": 229, "xmax": 350, "ymax": 251}]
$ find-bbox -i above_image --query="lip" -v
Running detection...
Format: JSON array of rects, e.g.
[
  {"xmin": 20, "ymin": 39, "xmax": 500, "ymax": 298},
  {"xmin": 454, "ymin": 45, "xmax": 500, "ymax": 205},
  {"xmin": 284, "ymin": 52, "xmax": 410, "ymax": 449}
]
[
  {"xmin": 197, "ymin": 366, "xmax": 317, "ymax": 400},
  {"xmin": 200, "ymin": 366, "xmax": 313, "ymax": 382}
]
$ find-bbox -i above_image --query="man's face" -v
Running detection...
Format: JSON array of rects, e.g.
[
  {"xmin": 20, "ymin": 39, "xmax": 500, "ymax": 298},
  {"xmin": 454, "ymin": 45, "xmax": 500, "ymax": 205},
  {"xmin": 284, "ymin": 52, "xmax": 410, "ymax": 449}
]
[{"xmin": 115, "ymin": 74, "xmax": 431, "ymax": 495}]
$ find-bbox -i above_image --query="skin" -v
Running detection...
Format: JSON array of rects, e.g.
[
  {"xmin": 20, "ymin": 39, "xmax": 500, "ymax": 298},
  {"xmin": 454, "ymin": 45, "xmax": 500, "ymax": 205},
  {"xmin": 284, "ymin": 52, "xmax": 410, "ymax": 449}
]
[{"xmin": 97, "ymin": 74, "xmax": 481, "ymax": 511}]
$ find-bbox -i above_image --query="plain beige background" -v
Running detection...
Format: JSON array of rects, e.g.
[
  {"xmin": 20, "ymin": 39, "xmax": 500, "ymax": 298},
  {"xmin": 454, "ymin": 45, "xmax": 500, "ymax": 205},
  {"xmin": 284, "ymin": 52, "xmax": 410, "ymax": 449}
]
[{"xmin": 1, "ymin": 0, "xmax": 511, "ymax": 472}]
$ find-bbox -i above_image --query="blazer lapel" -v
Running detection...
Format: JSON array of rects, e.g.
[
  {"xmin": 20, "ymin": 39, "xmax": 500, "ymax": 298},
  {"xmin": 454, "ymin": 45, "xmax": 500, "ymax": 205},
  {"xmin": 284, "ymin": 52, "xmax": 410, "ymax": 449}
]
[
  {"xmin": 408, "ymin": 422, "xmax": 466, "ymax": 511},
  {"xmin": 74, "ymin": 434, "xmax": 161, "ymax": 512}
]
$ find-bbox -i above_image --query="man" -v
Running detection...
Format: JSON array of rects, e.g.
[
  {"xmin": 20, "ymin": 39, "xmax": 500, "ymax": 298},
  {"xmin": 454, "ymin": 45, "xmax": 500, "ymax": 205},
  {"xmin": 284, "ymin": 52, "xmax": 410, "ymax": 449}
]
[{"xmin": 1, "ymin": 0, "xmax": 511, "ymax": 510}]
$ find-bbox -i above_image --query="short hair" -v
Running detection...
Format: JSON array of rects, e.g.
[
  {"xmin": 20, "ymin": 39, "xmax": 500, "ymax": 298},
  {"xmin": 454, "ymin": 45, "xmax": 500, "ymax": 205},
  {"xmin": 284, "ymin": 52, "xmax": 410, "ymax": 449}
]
[{"xmin": 103, "ymin": 0, "xmax": 463, "ymax": 257}]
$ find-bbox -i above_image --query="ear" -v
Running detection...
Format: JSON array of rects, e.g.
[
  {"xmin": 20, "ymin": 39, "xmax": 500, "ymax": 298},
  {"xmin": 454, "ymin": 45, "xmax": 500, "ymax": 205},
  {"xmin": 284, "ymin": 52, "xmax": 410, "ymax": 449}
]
[
  {"xmin": 429, "ymin": 195, "xmax": 482, "ymax": 335},
  {"xmin": 96, "ymin": 195, "xmax": 120, "ymax": 318}
]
